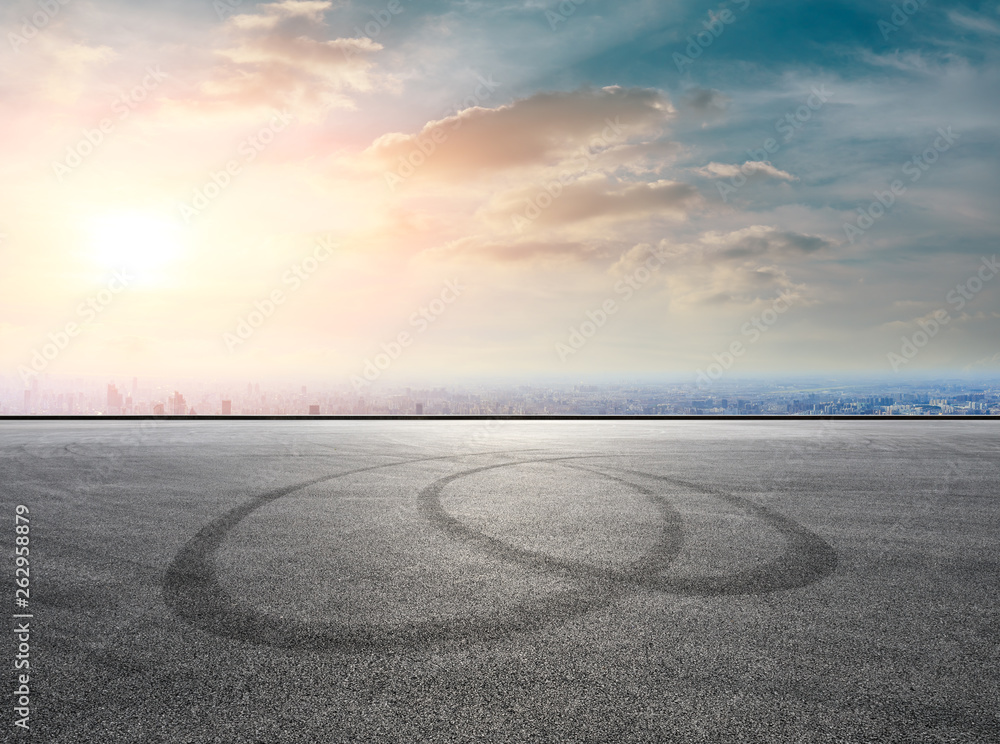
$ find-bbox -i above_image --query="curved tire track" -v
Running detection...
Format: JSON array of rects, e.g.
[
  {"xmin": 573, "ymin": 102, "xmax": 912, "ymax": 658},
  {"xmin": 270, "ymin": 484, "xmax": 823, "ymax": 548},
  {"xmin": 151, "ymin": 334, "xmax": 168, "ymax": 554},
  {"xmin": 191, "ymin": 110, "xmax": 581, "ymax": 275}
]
[
  {"xmin": 162, "ymin": 451, "xmax": 615, "ymax": 652},
  {"xmin": 565, "ymin": 463, "xmax": 839, "ymax": 594},
  {"xmin": 423, "ymin": 460, "xmax": 837, "ymax": 596},
  {"xmin": 163, "ymin": 453, "xmax": 838, "ymax": 651}
]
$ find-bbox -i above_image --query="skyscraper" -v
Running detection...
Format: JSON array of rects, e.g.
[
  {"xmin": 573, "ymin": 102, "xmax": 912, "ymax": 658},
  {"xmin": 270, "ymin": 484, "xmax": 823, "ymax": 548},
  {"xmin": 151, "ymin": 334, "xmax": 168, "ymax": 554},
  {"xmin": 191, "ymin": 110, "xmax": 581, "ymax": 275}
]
[
  {"xmin": 169, "ymin": 391, "xmax": 187, "ymax": 416},
  {"xmin": 107, "ymin": 383, "xmax": 124, "ymax": 414}
]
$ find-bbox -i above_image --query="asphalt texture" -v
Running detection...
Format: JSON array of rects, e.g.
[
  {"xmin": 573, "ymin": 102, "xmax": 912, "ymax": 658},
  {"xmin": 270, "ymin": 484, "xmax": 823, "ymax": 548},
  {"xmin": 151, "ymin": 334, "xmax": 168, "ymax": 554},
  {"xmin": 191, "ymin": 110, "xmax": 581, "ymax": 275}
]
[{"xmin": 1, "ymin": 420, "xmax": 998, "ymax": 743}]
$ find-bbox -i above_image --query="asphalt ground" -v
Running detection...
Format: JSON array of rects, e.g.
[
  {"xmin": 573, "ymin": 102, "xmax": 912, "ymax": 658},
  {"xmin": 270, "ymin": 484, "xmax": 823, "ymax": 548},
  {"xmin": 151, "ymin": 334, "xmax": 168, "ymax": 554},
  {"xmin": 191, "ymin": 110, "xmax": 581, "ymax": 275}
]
[{"xmin": 1, "ymin": 420, "xmax": 997, "ymax": 743}]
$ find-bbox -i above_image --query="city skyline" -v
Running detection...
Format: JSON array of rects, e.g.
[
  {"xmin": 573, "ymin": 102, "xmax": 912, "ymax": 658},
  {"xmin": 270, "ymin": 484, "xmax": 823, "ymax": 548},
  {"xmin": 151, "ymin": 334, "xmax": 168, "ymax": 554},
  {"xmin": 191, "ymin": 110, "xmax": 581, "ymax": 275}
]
[{"xmin": 7, "ymin": 373, "xmax": 1000, "ymax": 417}]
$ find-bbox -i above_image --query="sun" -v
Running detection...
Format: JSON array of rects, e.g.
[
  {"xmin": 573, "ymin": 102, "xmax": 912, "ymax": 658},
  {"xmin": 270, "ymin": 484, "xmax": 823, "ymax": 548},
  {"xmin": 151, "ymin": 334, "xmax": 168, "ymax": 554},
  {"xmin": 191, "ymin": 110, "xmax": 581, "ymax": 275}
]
[{"xmin": 87, "ymin": 211, "xmax": 184, "ymax": 274}]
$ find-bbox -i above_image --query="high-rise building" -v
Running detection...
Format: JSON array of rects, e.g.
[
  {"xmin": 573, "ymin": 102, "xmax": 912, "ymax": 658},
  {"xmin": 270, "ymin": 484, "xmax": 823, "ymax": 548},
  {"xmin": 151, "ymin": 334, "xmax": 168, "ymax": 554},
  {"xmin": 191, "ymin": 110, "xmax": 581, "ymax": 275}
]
[
  {"xmin": 169, "ymin": 391, "xmax": 187, "ymax": 416},
  {"xmin": 221, "ymin": 400, "xmax": 232, "ymax": 415},
  {"xmin": 107, "ymin": 383, "xmax": 124, "ymax": 414},
  {"xmin": 308, "ymin": 404, "xmax": 320, "ymax": 415},
  {"xmin": 416, "ymin": 403, "xmax": 423, "ymax": 415}
]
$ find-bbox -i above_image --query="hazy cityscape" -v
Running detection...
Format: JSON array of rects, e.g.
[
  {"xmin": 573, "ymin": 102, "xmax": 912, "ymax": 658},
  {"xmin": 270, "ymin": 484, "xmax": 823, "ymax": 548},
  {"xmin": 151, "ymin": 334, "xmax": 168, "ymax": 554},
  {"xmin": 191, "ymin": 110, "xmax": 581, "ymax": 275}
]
[{"xmin": 4, "ymin": 376, "xmax": 1000, "ymax": 417}]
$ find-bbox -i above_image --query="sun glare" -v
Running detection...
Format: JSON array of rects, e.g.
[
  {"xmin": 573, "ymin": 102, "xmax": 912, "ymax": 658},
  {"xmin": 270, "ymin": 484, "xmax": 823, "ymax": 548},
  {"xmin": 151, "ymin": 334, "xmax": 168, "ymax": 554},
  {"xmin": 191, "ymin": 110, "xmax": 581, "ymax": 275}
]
[{"xmin": 87, "ymin": 212, "xmax": 184, "ymax": 274}]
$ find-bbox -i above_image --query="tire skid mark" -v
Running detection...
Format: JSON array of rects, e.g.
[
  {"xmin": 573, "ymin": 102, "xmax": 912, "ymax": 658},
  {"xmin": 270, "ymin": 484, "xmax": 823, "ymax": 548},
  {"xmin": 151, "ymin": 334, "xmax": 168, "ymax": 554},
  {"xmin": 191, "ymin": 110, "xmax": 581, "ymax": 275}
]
[
  {"xmin": 162, "ymin": 450, "xmax": 592, "ymax": 652},
  {"xmin": 563, "ymin": 463, "xmax": 839, "ymax": 595},
  {"xmin": 417, "ymin": 457, "xmax": 685, "ymax": 586},
  {"xmin": 163, "ymin": 452, "xmax": 838, "ymax": 652},
  {"xmin": 423, "ymin": 459, "xmax": 836, "ymax": 596}
]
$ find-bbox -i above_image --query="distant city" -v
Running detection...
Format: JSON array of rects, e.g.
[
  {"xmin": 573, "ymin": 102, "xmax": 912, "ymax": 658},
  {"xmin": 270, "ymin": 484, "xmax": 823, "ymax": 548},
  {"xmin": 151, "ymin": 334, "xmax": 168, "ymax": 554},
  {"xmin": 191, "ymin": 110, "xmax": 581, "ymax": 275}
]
[{"xmin": 3, "ymin": 376, "xmax": 1000, "ymax": 416}]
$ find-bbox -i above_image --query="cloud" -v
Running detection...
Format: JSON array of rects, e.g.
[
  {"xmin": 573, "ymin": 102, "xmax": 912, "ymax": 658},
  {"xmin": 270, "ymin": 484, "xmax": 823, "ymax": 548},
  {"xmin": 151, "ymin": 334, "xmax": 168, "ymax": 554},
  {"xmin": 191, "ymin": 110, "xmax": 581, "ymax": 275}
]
[
  {"xmin": 964, "ymin": 351, "xmax": 1000, "ymax": 370},
  {"xmin": 605, "ymin": 227, "xmax": 826, "ymax": 311},
  {"xmin": 700, "ymin": 225, "xmax": 832, "ymax": 259},
  {"xmin": 692, "ymin": 161, "xmax": 797, "ymax": 181},
  {"xmin": 229, "ymin": 1, "xmax": 333, "ymax": 29},
  {"xmin": 486, "ymin": 176, "xmax": 699, "ymax": 232},
  {"xmin": 857, "ymin": 49, "xmax": 962, "ymax": 75},
  {"xmin": 678, "ymin": 87, "xmax": 730, "ymax": 124},
  {"xmin": 50, "ymin": 42, "xmax": 117, "ymax": 67},
  {"xmin": 194, "ymin": 0, "xmax": 382, "ymax": 117},
  {"xmin": 948, "ymin": 10, "xmax": 1000, "ymax": 35},
  {"xmin": 423, "ymin": 237, "xmax": 594, "ymax": 264},
  {"xmin": 215, "ymin": 34, "xmax": 378, "ymax": 79},
  {"xmin": 692, "ymin": 264, "xmax": 807, "ymax": 307},
  {"xmin": 580, "ymin": 140, "xmax": 685, "ymax": 178},
  {"xmin": 367, "ymin": 86, "xmax": 674, "ymax": 179},
  {"xmin": 681, "ymin": 87, "xmax": 729, "ymax": 113},
  {"xmin": 0, "ymin": 34, "xmax": 117, "ymax": 104}
]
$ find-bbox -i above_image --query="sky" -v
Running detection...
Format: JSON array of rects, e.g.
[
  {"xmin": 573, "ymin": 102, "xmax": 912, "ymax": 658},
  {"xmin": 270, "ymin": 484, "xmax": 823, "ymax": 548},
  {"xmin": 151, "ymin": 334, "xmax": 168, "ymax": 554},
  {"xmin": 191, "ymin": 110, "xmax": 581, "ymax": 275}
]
[{"xmin": 1, "ymin": 0, "xmax": 999, "ymax": 388}]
